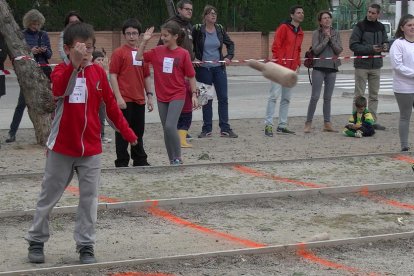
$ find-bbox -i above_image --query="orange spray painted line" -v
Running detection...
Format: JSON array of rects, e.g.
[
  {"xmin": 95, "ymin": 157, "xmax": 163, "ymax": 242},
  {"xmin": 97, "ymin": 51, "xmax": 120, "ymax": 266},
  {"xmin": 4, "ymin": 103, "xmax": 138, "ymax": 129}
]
[
  {"xmin": 393, "ymin": 155, "xmax": 414, "ymax": 164},
  {"xmin": 65, "ymin": 185, "xmax": 120, "ymax": 203},
  {"xmin": 359, "ymin": 187, "xmax": 414, "ymax": 210},
  {"xmin": 232, "ymin": 165, "xmax": 325, "ymax": 188},
  {"xmin": 146, "ymin": 201, "xmax": 266, "ymax": 248},
  {"xmin": 297, "ymin": 243, "xmax": 382, "ymax": 276}
]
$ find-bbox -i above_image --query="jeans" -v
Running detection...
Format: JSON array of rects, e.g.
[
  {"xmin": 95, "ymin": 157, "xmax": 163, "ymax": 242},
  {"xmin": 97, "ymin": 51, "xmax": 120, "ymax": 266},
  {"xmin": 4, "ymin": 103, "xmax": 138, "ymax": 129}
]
[
  {"xmin": 354, "ymin": 68, "xmax": 381, "ymax": 121},
  {"xmin": 195, "ymin": 66, "xmax": 230, "ymax": 133},
  {"xmin": 264, "ymin": 81, "xmax": 292, "ymax": 128},
  {"xmin": 394, "ymin": 93, "xmax": 414, "ymax": 149},
  {"xmin": 9, "ymin": 91, "xmax": 26, "ymax": 137},
  {"xmin": 115, "ymin": 102, "xmax": 148, "ymax": 167},
  {"xmin": 306, "ymin": 69, "xmax": 337, "ymax": 123}
]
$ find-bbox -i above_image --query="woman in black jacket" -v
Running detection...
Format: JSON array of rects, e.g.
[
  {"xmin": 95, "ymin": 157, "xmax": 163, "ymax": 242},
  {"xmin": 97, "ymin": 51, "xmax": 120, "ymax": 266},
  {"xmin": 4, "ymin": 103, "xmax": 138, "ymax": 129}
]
[{"xmin": 192, "ymin": 5, "xmax": 237, "ymax": 138}]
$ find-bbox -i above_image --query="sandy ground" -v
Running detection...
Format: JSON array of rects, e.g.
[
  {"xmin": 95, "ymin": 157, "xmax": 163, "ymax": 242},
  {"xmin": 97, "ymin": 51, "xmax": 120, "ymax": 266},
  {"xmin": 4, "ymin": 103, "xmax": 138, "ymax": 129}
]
[
  {"xmin": 0, "ymin": 112, "xmax": 406, "ymax": 174},
  {"xmin": 1, "ymin": 112, "xmax": 414, "ymax": 275}
]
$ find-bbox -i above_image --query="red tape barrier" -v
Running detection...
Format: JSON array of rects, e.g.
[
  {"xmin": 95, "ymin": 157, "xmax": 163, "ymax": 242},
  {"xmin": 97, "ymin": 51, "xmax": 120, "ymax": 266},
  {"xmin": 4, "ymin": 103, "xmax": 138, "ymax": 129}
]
[{"xmin": 2, "ymin": 54, "xmax": 388, "ymax": 76}]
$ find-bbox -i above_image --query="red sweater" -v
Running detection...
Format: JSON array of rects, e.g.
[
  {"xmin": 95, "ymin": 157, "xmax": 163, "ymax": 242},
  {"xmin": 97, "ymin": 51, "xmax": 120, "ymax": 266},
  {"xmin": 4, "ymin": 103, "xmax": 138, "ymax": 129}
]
[
  {"xmin": 272, "ymin": 22, "xmax": 304, "ymax": 71},
  {"xmin": 48, "ymin": 62, "xmax": 137, "ymax": 157}
]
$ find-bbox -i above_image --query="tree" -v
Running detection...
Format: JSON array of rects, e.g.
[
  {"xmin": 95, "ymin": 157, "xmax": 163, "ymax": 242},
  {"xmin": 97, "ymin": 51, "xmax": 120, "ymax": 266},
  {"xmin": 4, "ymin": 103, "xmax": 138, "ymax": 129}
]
[{"xmin": 0, "ymin": 0, "xmax": 55, "ymax": 145}]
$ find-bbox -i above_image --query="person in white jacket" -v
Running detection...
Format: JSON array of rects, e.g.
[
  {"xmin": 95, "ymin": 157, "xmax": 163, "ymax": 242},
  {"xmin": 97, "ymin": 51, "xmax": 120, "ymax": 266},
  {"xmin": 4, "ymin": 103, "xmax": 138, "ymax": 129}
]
[{"xmin": 389, "ymin": 14, "xmax": 414, "ymax": 151}]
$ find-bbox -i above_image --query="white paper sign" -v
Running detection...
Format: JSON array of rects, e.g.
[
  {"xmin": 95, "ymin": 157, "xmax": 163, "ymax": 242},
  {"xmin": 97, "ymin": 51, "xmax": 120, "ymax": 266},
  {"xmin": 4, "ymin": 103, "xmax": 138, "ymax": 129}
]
[
  {"xmin": 69, "ymin": 78, "xmax": 86, "ymax": 103},
  {"xmin": 163, "ymin": 57, "xmax": 174, "ymax": 73},
  {"xmin": 131, "ymin": 51, "xmax": 142, "ymax": 66}
]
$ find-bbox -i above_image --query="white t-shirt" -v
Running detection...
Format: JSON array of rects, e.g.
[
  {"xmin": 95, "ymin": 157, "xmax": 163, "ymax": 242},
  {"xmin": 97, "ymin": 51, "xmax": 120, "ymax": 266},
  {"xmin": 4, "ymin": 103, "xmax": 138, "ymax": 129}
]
[{"xmin": 390, "ymin": 38, "xmax": 414, "ymax": 93}]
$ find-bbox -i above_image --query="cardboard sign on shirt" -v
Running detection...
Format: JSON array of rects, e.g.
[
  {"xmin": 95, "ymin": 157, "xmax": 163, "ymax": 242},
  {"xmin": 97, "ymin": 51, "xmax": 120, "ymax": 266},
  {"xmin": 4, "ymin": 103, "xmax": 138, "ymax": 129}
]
[
  {"xmin": 131, "ymin": 51, "xmax": 142, "ymax": 66},
  {"xmin": 69, "ymin": 78, "xmax": 86, "ymax": 103},
  {"xmin": 163, "ymin": 57, "xmax": 174, "ymax": 73}
]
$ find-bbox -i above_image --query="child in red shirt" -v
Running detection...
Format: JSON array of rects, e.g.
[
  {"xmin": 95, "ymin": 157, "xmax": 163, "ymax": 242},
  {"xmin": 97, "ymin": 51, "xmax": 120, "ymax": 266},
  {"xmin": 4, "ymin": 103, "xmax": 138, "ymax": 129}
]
[{"xmin": 136, "ymin": 22, "xmax": 198, "ymax": 165}]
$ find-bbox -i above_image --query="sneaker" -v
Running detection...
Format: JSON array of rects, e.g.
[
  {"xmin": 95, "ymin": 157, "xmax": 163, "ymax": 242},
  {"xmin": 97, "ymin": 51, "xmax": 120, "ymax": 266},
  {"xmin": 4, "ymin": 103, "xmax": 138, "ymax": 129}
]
[
  {"xmin": 276, "ymin": 127, "xmax": 295, "ymax": 135},
  {"xmin": 220, "ymin": 130, "xmax": 238, "ymax": 138},
  {"xmin": 355, "ymin": 130, "xmax": 363, "ymax": 138},
  {"xmin": 101, "ymin": 136, "xmax": 112, "ymax": 143},
  {"xmin": 264, "ymin": 125, "xmax": 273, "ymax": 137},
  {"xmin": 5, "ymin": 135, "xmax": 15, "ymax": 143},
  {"xmin": 79, "ymin": 245, "xmax": 96, "ymax": 264},
  {"xmin": 28, "ymin": 241, "xmax": 45, "ymax": 263},
  {"xmin": 373, "ymin": 123, "xmax": 386, "ymax": 130},
  {"xmin": 198, "ymin": 131, "xmax": 212, "ymax": 138},
  {"xmin": 186, "ymin": 133, "xmax": 193, "ymax": 141},
  {"xmin": 402, "ymin": 147, "xmax": 410, "ymax": 152},
  {"xmin": 133, "ymin": 161, "xmax": 151, "ymax": 166},
  {"xmin": 170, "ymin": 158, "xmax": 183, "ymax": 165}
]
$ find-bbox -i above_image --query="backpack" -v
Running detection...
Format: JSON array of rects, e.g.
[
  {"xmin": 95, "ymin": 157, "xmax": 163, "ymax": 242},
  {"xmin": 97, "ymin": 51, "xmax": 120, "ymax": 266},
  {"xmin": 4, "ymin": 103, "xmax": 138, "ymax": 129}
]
[
  {"xmin": 304, "ymin": 46, "xmax": 314, "ymax": 85},
  {"xmin": 304, "ymin": 46, "xmax": 314, "ymax": 69}
]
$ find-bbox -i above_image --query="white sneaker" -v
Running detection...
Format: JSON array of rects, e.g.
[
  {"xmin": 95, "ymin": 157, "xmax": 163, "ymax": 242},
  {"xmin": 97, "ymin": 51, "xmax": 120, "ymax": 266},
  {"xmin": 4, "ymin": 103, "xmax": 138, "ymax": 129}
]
[{"xmin": 355, "ymin": 130, "xmax": 363, "ymax": 138}]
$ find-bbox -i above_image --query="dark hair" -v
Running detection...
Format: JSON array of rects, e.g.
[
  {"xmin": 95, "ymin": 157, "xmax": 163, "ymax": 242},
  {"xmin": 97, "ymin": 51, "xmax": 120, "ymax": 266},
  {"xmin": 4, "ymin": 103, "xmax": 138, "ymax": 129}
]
[
  {"xmin": 64, "ymin": 11, "xmax": 84, "ymax": 27},
  {"xmin": 355, "ymin": 96, "xmax": 367, "ymax": 108},
  {"xmin": 92, "ymin": 50, "xmax": 104, "ymax": 62},
  {"xmin": 395, "ymin": 14, "xmax": 414, "ymax": 39},
  {"xmin": 369, "ymin": 3, "xmax": 381, "ymax": 13},
  {"xmin": 122, "ymin": 18, "xmax": 142, "ymax": 35},
  {"xmin": 202, "ymin": 5, "xmax": 217, "ymax": 18},
  {"xmin": 317, "ymin": 10, "xmax": 332, "ymax": 22},
  {"xmin": 177, "ymin": 0, "xmax": 193, "ymax": 9},
  {"xmin": 289, "ymin": 5, "xmax": 303, "ymax": 15},
  {"xmin": 161, "ymin": 21, "xmax": 185, "ymax": 46},
  {"xmin": 63, "ymin": 22, "xmax": 95, "ymax": 46}
]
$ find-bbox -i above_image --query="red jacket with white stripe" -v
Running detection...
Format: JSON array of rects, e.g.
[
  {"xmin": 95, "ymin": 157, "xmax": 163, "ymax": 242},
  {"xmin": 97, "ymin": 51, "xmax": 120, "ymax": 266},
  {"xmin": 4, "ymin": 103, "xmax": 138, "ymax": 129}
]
[
  {"xmin": 272, "ymin": 22, "xmax": 304, "ymax": 71},
  {"xmin": 48, "ymin": 62, "xmax": 137, "ymax": 157}
]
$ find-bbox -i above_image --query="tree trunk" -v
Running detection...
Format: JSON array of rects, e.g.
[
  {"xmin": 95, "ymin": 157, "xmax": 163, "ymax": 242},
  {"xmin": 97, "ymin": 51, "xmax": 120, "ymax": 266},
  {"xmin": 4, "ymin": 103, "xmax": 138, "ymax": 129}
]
[
  {"xmin": 0, "ymin": 0, "xmax": 55, "ymax": 145},
  {"xmin": 164, "ymin": 0, "xmax": 176, "ymax": 17}
]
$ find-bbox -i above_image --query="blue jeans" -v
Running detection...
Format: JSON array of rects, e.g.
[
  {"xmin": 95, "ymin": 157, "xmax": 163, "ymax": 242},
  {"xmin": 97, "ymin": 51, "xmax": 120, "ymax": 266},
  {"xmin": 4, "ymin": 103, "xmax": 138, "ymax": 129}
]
[
  {"xmin": 9, "ymin": 91, "xmax": 26, "ymax": 136},
  {"xmin": 264, "ymin": 81, "xmax": 291, "ymax": 128},
  {"xmin": 195, "ymin": 66, "xmax": 230, "ymax": 133}
]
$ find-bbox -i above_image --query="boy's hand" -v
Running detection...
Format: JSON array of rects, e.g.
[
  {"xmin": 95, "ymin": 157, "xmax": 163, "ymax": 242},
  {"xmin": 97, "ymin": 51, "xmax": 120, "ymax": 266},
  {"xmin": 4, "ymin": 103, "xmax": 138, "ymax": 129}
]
[
  {"xmin": 147, "ymin": 97, "xmax": 154, "ymax": 112},
  {"xmin": 116, "ymin": 97, "xmax": 127, "ymax": 109},
  {"xmin": 131, "ymin": 140, "xmax": 138, "ymax": 146},
  {"xmin": 143, "ymin": 27, "xmax": 154, "ymax": 42},
  {"xmin": 71, "ymin": 42, "xmax": 87, "ymax": 68}
]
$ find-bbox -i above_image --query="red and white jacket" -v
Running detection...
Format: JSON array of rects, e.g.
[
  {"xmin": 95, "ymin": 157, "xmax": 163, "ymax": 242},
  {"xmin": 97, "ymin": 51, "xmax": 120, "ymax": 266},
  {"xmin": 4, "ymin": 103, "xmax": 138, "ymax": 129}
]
[{"xmin": 48, "ymin": 62, "xmax": 137, "ymax": 157}]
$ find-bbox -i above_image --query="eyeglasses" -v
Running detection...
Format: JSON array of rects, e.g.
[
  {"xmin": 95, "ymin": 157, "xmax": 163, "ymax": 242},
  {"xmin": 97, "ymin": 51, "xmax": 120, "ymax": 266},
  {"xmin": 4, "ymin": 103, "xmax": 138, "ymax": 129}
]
[
  {"xmin": 208, "ymin": 11, "xmax": 217, "ymax": 16},
  {"xmin": 183, "ymin": 7, "xmax": 193, "ymax": 12},
  {"xmin": 125, "ymin": 32, "xmax": 139, "ymax": 37},
  {"xmin": 69, "ymin": 46, "xmax": 95, "ymax": 53}
]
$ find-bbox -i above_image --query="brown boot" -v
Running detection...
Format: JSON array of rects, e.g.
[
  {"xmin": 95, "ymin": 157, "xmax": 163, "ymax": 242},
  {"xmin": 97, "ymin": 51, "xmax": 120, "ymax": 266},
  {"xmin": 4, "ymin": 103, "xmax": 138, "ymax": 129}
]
[
  {"xmin": 323, "ymin": 122, "xmax": 338, "ymax": 132},
  {"xmin": 304, "ymin": 121, "xmax": 312, "ymax": 133}
]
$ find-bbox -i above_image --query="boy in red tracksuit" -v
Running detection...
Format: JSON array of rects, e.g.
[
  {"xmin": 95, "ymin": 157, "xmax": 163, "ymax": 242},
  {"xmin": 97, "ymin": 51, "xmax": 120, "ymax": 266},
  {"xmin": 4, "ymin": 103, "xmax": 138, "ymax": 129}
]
[{"xmin": 25, "ymin": 22, "xmax": 137, "ymax": 265}]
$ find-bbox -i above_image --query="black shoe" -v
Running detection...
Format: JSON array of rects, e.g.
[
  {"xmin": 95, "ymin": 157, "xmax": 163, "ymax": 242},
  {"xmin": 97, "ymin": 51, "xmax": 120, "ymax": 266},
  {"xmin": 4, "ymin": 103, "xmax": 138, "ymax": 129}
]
[
  {"xmin": 373, "ymin": 123, "xmax": 386, "ymax": 130},
  {"xmin": 79, "ymin": 245, "xmax": 96, "ymax": 264},
  {"xmin": 5, "ymin": 135, "xmax": 15, "ymax": 143},
  {"xmin": 133, "ymin": 161, "xmax": 151, "ymax": 166},
  {"xmin": 28, "ymin": 241, "xmax": 45, "ymax": 263},
  {"xmin": 276, "ymin": 127, "xmax": 296, "ymax": 135},
  {"xmin": 402, "ymin": 147, "xmax": 410, "ymax": 152},
  {"xmin": 198, "ymin": 131, "xmax": 212, "ymax": 138},
  {"xmin": 220, "ymin": 130, "xmax": 238, "ymax": 138}
]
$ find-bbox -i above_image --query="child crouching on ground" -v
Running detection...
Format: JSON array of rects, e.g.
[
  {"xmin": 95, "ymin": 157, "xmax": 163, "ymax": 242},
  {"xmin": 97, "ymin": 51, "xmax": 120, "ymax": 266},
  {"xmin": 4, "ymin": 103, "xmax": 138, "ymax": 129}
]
[
  {"xmin": 343, "ymin": 96, "xmax": 375, "ymax": 138},
  {"xmin": 25, "ymin": 22, "xmax": 137, "ymax": 265}
]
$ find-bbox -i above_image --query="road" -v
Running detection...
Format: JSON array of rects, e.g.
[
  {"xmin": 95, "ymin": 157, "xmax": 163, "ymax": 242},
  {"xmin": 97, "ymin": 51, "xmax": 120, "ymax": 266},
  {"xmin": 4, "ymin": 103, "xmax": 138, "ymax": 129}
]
[{"xmin": 0, "ymin": 70, "xmax": 398, "ymax": 130}]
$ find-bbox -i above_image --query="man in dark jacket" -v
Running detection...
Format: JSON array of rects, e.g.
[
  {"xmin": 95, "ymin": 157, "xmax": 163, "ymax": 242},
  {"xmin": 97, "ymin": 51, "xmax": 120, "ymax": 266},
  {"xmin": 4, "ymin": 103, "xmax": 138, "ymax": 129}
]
[
  {"xmin": 349, "ymin": 3, "xmax": 388, "ymax": 130},
  {"xmin": 159, "ymin": 0, "xmax": 194, "ymax": 60}
]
